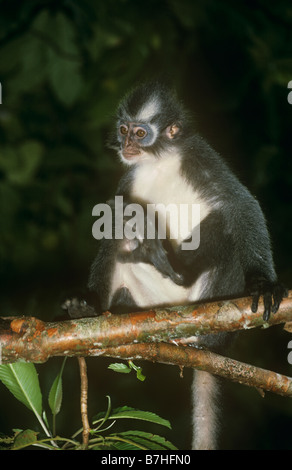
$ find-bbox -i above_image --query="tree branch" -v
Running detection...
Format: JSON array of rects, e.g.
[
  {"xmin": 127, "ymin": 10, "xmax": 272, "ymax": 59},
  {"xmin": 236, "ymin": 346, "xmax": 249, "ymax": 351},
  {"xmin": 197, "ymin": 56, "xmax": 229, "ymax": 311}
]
[
  {"xmin": 98, "ymin": 342, "xmax": 292, "ymax": 398},
  {"xmin": 0, "ymin": 292, "xmax": 291, "ymax": 397},
  {"xmin": 1, "ymin": 292, "xmax": 291, "ymax": 363}
]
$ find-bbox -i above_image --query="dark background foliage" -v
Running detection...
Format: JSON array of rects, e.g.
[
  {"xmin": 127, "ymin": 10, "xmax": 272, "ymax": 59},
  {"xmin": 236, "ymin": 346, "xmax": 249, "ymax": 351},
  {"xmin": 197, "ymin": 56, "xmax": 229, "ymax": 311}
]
[{"xmin": 0, "ymin": 0, "xmax": 291, "ymax": 449}]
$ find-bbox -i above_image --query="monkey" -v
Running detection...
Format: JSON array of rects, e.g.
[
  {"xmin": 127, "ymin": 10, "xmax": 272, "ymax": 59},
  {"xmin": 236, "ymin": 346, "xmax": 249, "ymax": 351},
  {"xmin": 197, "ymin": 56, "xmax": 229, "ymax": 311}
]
[{"xmin": 88, "ymin": 82, "xmax": 287, "ymax": 449}]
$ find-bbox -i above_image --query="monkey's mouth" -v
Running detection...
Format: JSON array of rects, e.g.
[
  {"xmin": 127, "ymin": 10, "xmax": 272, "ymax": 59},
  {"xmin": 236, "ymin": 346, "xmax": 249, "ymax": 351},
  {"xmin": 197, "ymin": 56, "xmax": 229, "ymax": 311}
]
[{"xmin": 122, "ymin": 149, "xmax": 141, "ymax": 159}]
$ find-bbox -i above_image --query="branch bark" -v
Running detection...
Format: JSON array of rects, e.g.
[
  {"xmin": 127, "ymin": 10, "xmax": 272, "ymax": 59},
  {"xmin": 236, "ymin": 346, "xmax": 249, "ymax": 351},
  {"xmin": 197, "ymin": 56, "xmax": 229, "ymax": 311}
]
[
  {"xmin": 1, "ymin": 292, "xmax": 291, "ymax": 363},
  {"xmin": 98, "ymin": 342, "xmax": 292, "ymax": 398},
  {"xmin": 78, "ymin": 357, "xmax": 90, "ymax": 449},
  {"xmin": 0, "ymin": 292, "xmax": 291, "ymax": 397}
]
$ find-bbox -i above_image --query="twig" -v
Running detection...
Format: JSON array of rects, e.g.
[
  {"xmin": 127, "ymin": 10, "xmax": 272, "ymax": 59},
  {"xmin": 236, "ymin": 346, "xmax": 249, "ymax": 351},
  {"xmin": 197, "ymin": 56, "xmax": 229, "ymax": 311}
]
[{"xmin": 78, "ymin": 357, "xmax": 90, "ymax": 449}]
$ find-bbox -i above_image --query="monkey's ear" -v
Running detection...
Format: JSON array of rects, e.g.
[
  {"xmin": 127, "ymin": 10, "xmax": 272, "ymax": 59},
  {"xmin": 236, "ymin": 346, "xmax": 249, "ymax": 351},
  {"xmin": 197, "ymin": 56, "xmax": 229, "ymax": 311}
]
[{"xmin": 165, "ymin": 124, "xmax": 180, "ymax": 139}]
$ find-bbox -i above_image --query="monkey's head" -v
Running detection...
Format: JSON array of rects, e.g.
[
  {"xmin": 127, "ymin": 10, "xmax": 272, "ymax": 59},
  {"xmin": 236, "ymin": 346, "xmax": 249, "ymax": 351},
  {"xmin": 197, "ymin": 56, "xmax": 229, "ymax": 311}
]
[{"xmin": 110, "ymin": 82, "xmax": 192, "ymax": 165}]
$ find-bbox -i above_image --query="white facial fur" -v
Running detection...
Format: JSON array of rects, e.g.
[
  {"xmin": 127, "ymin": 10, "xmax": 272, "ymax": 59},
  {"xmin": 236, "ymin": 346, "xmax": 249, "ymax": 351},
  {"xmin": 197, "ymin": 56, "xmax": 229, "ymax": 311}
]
[
  {"xmin": 135, "ymin": 97, "xmax": 160, "ymax": 122},
  {"xmin": 118, "ymin": 148, "xmax": 154, "ymax": 165}
]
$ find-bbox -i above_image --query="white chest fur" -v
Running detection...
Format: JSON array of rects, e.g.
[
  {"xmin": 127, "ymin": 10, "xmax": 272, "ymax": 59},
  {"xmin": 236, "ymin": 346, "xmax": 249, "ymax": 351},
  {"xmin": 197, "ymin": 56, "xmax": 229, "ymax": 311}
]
[
  {"xmin": 131, "ymin": 153, "xmax": 210, "ymax": 245},
  {"xmin": 109, "ymin": 153, "xmax": 213, "ymax": 309},
  {"xmin": 110, "ymin": 261, "xmax": 210, "ymax": 308},
  {"xmin": 110, "ymin": 261, "xmax": 189, "ymax": 308}
]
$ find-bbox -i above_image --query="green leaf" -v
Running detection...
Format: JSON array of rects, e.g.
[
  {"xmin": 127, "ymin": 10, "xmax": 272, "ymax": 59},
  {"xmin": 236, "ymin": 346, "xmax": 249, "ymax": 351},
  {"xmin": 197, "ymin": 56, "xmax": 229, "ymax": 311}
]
[
  {"xmin": 45, "ymin": 13, "xmax": 83, "ymax": 106},
  {"xmin": 108, "ymin": 363, "xmax": 131, "ymax": 374},
  {"xmin": 12, "ymin": 429, "xmax": 38, "ymax": 450},
  {"xmin": 136, "ymin": 368, "xmax": 146, "ymax": 381},
  {"xmin": 0, "ymin": 434, "xmax": 15, "ymax": 445},
  {"xmin": 92, "ymin": 395, "xmax": 113, "ymax": 432},
  {"xmin": 48, "ymin": 358, "xmax": 66, "ymax": 416},
  {"xmin": 128, "ymin": 360, "xmax": 146, "ymax": 381},
  {"xmin": 0, "ymin": 364, "xmax": 52, "ymax": 440},
  {"xmin": 0, "ymin": 363, "xmax": 42, "ymax": 417},
  {"xmin": 48, "ymin": 51, "xmax": 83, "ymax": 106},
  {"xmin": 110, "ymin": 407, "xmax": 171, "ymax": 429},
  {"xmin": 0, "ymin": 140, "xmax": 43, "ymax": 185},
  {"xmin": 108, "ymin": 431, "xmax": 177, "ymax": 450},
  {"xmin": 42, "ymin": 410, "xmax": 49, "ymax": 429},
  {"xmin": 93, "ymin": 406, "xmax": 171, "ymax": 429},
  {"xmin": 108, "ymin": 361, "xmax": 146, "ymax": 381}
]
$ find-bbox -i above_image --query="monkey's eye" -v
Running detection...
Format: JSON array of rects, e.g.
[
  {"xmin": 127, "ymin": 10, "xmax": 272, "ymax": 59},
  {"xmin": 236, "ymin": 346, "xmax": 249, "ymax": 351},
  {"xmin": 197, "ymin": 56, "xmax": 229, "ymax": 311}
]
[
  {"xmin": 136, "ymin": 128, "xmax": 147, "ymax": 138},
  {"xmin": 120, "ymin": 125, "xmax": 128, "ymax": 136}
]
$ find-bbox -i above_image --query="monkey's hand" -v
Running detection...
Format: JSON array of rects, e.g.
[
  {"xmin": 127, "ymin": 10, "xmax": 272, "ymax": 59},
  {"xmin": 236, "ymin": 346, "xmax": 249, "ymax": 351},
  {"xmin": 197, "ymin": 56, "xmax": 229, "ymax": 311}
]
[
  {"xmin": 62, "ymin": 297, "xmax": 98, "ymax": 319},
  {"xmin": 247, "ymin": 277, "xmax": 288, "ymax": 321}
]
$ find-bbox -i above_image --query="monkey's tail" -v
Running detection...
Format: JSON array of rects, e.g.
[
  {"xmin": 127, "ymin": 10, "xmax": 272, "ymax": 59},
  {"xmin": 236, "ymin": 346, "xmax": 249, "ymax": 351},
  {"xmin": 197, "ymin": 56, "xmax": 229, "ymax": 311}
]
[{"xmin": 192, "ymin": 370, "xmax": 220, "ymax": 450}]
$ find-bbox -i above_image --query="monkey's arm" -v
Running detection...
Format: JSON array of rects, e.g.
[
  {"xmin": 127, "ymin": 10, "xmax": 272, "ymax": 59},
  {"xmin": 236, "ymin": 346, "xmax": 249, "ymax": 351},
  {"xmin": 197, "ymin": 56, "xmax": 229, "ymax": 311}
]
[
  {"xmin": 237, "ymin": 199, "xmax": 288, "ymax": 320},
  {"xmin": 175, "ymin": 211, "xmax": 236, "ymax": 286}
]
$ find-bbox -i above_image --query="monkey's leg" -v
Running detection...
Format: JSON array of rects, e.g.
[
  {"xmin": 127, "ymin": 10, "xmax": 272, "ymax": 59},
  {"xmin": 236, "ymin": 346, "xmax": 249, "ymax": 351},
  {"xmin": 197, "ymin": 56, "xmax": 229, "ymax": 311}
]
[{"xmin": 192, "ymin": 370, "xmax": 220, "ymax": 450}]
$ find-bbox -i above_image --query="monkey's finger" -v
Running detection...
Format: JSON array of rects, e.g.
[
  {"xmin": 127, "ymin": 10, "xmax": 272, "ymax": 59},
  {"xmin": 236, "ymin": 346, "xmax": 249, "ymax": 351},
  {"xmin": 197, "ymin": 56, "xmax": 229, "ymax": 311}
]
[
  {"xmin": 272, "ymin": 296, "xmax": 281, "ymax": 314},
  {"xmin": 272, "ymin": 285, "xmax": 288, "ymax": 314},
  {"xmin": 251, "ymin": 293, "xmax": 260, "ymax": 313},
  {"xmin": 263, "ymin": 291, "xmax": 273, "ymax": 321}
]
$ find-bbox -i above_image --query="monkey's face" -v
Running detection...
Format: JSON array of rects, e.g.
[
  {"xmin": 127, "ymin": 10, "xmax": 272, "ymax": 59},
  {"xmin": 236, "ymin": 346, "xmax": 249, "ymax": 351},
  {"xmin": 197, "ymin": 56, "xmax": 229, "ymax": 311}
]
[
  {"xmin": 117, "ymin": 121, "xmax": 181, "ymax": 165},
  {"xmin": 117, "ymin": 121, "xmax": 158, "ymax": 164},
  {"xmin": 114, "ymin": 83, "xmax": 184, "ymax": 165}
]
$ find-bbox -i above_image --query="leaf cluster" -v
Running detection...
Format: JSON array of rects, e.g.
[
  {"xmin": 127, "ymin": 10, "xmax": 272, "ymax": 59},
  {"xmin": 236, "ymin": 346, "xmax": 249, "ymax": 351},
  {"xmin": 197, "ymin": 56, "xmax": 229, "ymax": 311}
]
[{"xmin": 0, "ymin": 361, "xmax": 176, "ymax": 450}]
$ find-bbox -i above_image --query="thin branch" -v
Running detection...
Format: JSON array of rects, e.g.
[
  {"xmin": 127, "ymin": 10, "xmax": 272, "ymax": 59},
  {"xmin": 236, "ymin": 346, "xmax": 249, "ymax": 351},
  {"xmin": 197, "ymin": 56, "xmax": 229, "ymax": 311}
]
[{"xmin": 77, "ymin": 357, "xmax": 90, "ymax": 449}]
